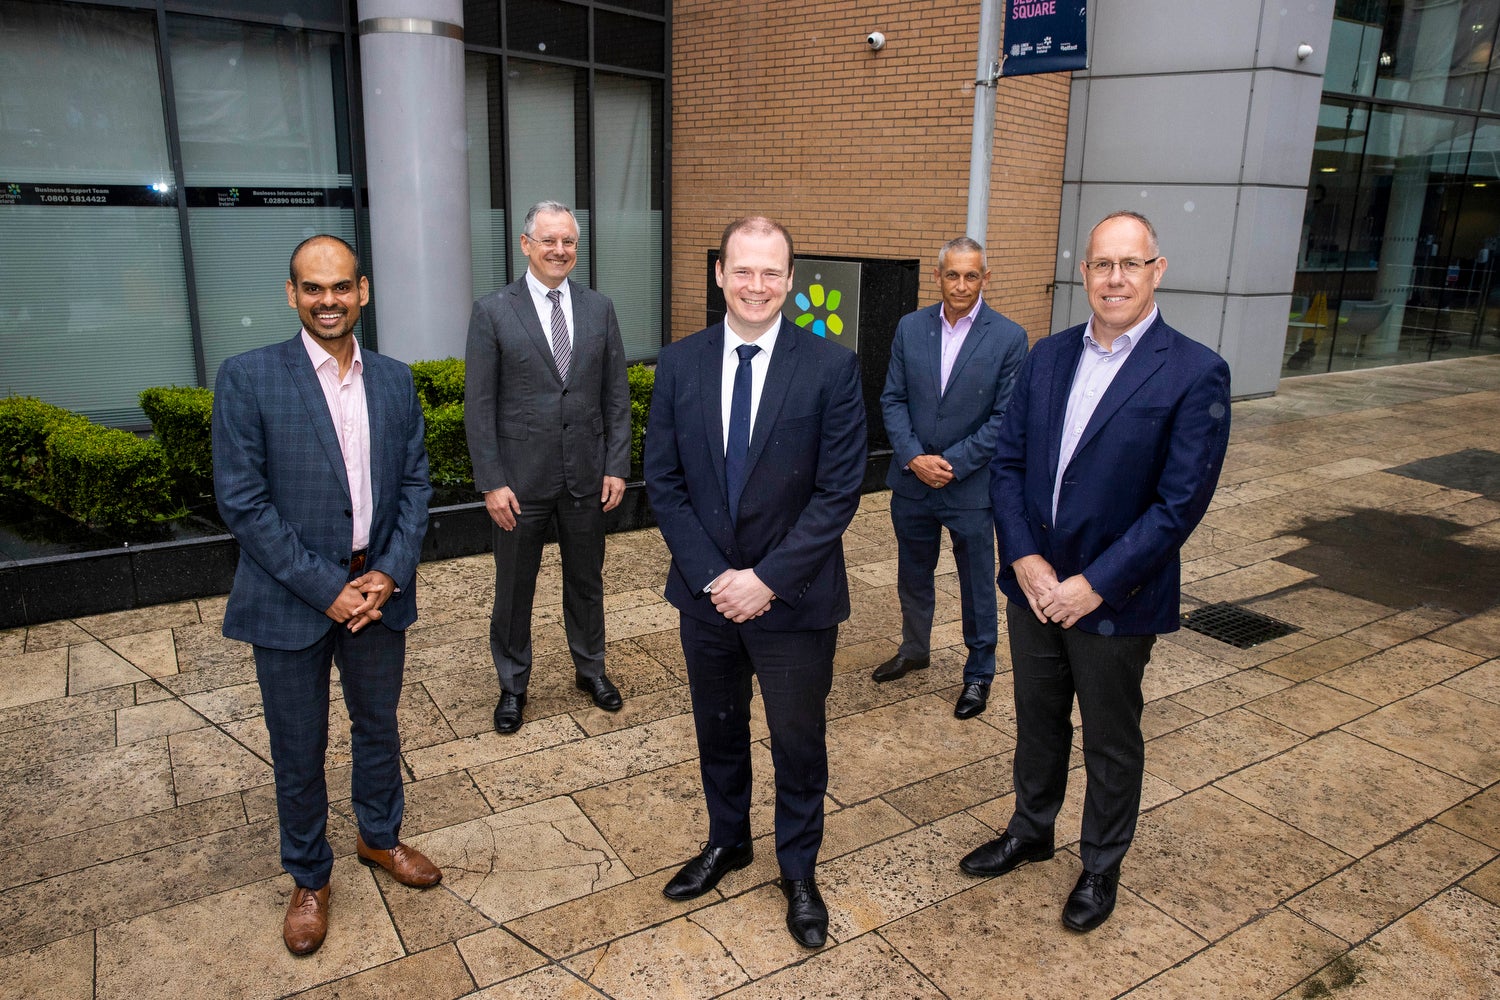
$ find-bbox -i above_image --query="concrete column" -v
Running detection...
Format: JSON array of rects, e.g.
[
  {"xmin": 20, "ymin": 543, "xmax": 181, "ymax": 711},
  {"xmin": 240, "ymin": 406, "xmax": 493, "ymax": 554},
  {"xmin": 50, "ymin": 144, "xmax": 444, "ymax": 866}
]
[
  {"xmin": 358, "ymin": 1, "xmax": 471, "ymax": 364},
  {"xmin": 1053, "ymin": 1, "xmax": 1336, "ymax": 397}
]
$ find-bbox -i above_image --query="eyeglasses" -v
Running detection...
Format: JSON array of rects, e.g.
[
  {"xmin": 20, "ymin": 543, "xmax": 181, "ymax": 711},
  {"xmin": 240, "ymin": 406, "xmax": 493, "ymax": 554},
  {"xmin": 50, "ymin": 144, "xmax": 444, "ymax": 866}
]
[
  {"xmin": 1083, "ymin": 256, "xmax": 1159, "ymax": 275},
  {"xmin": 525, "ymin": 236, "xmax": 578, "ymax": 250}
]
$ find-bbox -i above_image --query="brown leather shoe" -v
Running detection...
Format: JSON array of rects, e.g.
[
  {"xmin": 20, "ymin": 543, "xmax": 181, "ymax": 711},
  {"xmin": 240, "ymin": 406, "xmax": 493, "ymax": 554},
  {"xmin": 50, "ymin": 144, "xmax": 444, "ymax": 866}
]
[
  {"xmin": 283, "ymin": 883, "xmax": 329, "ymax": 955},
  {"xmin": 356, "ymin": 834, "xmax": 442, "ymax": 888}
]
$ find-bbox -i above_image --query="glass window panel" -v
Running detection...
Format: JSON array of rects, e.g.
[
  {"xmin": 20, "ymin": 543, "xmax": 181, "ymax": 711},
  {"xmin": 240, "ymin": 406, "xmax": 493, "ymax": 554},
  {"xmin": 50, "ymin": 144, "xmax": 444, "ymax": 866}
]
[
  {"xmin": 506, "ymin": 0, "xmax": 588, "ymax": 60},
  {"xmin": 593, "ymin": 73, "xmax": 661, "ymax": 359},
  {"xmin": 0, "ymin": 2, "xmax": 195, "ymax": 425},
  {"xmin": 464, "ymin": 0, "xmax": 500, "ymax": 48},
  {"xmin": 167, "ymin": 15, "xmax": 359, "ymax": 377},
  {"xmin": 505, "ymin": 60, "xmax": 589, "ymax": 283},
  {"xmin": 467, "ymin": 52, "xmax": 509, "ymax": 297},
  {"xmin": 594, "ymin": 9, "xmax": 664, "ymax": 73}
]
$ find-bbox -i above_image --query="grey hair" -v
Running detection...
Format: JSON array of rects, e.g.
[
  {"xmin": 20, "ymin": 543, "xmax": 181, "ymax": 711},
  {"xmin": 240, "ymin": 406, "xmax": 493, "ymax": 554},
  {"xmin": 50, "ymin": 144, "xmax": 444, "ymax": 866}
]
[
  {"xmin": 523, "ymin": 200, "xmax": 576, "ymax": 237},
  {"xmin": 1088, "ymin": 211, "xmax": 1159, "ymax": 256},
  {"xmin": 937, "ymin": 236, "xmax": 986, "ymax": 272}
]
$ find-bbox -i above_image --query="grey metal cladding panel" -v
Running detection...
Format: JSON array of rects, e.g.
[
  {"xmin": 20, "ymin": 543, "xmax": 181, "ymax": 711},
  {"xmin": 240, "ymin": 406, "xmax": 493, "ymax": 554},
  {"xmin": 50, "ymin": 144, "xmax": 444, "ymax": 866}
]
[
  {"xmin": 1152, "ymin": 289, "xmax": 1229, "ymax": 354},
  {"xmin": 1242, "ymin": 67, "xmax": 1325, "ymax": 187},
  {"xmin": 1074, "ymin": 183, "xmax": 1238, "ymax": 295},
  {"xmin": 1221, "ymin": 293, "xmax": 1294, "ymax": 397},
  {"xmin": 1255, "ymin": 0, "xmax": 1336, "ymax": 75},
  {"xmin": 1085, "ymin": 0, "xmax": 1263, "ymax": 77},
  {"xmin": 1064, "ymin": 77, "xmax": 1090, "ymax": 183},
  {"xmin": 1055, "ymin": 182, "xmax": 1084, "ymax": 285},
  {"xmin": 1079, "ymin": 73, "xmax": 1253, "ymax": 186},
  {"xmin": 1227, "ymin": 185, "xmax": 1307, "ymax": 296}
]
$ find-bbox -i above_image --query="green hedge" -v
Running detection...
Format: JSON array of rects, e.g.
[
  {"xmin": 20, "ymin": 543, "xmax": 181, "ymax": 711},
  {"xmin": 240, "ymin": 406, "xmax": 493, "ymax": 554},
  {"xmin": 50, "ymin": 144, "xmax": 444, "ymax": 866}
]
[
  {"xmin": 139, "ymin": 386, "xmax": 214, "ymax": 495},
  {"xmin": 1, "ymin": 355, "xmax": 656, "ymax": 529}
]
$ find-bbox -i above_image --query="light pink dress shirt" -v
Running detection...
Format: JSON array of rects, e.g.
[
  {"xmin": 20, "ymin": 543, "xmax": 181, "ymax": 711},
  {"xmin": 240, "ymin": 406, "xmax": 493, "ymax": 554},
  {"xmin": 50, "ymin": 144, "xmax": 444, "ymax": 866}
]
[{"xmin": 300, "ymin": 331, "xmax": 372, "ymax": 551}]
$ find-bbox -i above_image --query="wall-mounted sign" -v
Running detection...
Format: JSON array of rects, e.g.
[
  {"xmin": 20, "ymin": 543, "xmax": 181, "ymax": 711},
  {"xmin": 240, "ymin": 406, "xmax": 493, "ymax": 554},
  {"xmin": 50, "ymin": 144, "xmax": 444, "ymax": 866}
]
[
  {"xmin": 785, "ymin": 257, "xmax": 862, "ymax": 352},
  {"xmin": 0, "ymin": 182, "xmax": 173, "ymax": 207},
  {"xmin": 1002, "ymin": 2, "xmax": 1087, "ymax": 77}
]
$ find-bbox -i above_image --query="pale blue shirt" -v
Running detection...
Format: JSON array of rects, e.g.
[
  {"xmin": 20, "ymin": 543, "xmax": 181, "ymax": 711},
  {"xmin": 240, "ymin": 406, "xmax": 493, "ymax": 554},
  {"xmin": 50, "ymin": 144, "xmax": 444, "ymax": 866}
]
[{"xmin": 1051, "ymin": 307, "xmax": 1158, "ymax": 520}]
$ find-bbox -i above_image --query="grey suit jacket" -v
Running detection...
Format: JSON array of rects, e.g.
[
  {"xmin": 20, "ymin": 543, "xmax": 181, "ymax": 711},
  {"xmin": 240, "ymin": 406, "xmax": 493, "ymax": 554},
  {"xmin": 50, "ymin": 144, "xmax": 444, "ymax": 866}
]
[
  {"xmin": 464, "ymin": 276, "xmax": 631, "ymax": 499},
  {"xmin": 212, "ymin": 334, "xmax": 431, "ymax": 650},
  {"xmin": 881, "ymin": 301, "xmax": 1028, "ymax": 508}
]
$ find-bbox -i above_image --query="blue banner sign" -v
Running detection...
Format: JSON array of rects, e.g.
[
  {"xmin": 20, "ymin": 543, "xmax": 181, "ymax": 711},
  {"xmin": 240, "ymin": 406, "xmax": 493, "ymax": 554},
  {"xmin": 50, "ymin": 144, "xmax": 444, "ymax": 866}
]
[{"xmin": 1002, "ymin": 2, "xmax": 1087, "ymax": 77}]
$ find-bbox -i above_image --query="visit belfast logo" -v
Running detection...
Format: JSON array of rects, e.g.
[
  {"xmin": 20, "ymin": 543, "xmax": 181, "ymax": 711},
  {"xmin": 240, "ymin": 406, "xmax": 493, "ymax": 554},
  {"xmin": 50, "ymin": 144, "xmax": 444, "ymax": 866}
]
[{"xmin": 792, "ymin": 284, "xmax": 846, "ymax": 339}]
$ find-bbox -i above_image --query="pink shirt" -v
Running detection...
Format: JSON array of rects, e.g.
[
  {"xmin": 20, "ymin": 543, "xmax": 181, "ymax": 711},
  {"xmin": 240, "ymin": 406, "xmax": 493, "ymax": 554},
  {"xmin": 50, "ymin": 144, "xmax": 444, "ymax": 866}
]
[
  {"xmin": 300, "ymin": 331, "xmax": 372, "ymax": 551},
  {"xmin": 940, "ymin": 296, "xmax": 983, "ymax": 393}
]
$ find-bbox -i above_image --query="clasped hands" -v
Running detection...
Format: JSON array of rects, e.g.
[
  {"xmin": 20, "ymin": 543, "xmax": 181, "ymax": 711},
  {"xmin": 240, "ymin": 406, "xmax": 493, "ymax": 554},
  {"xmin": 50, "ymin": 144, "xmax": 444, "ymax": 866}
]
[
  {"xmin": 909, "ymin": 454, "xmax": 954, "ymax": 489},
  {"xmin": 326, "ymin": 570, "xmax": 396, "ymax": 632},
  {"xmin": 1012, "ymin": 554, "xmax": 1102, "ymax": 630},
  {"xmin": 708, "ymin": 568, "xmax": 773, "ymax": 623}
]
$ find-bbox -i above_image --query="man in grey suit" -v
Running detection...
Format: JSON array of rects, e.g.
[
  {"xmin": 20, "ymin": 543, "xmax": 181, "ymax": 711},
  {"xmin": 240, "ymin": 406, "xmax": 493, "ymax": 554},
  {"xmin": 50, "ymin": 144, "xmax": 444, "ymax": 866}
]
[
  {"xmin": 874, "ymin": 237, "xmax": 1028, "ymax": 719},
  {"xmin": 214, "ymin": 235, "xmax": 441, "ymax": 957},
  {"xmin": 465, "ymin": 200, "xmax": 632, "ymax": 733}
]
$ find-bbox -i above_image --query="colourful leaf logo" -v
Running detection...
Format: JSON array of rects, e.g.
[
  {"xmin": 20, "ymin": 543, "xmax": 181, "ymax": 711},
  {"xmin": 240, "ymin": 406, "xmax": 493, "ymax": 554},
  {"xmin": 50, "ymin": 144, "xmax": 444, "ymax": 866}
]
[{"xmin": 792, "ymin": 284, "xmax": 846, "ymax": 338}]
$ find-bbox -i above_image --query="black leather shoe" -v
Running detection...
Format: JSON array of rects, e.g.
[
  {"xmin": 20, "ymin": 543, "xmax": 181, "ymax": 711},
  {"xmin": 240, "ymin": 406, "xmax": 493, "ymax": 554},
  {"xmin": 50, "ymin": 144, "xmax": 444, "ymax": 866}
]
[
  {"xmin": 781, "ymin": 877, "xmax": 828, "ymax": 949},
  {"xmin": 1062, "ymin": 869, "xmax": 1119, "ymax": 932},
  {"xmin": 662, "ymin": 843, "xmax": 753, "ymax": 900},
  {"xmin": 493, "ymin": 691, "xmax": 526, "ymax": 734},
  {"xmin": 954, "ymin": 682, "xmax": 990, "ymax": 719},
  {"xmin": 959, "ymin": 832, "xmax": 1054, "ymax": 877},
  {"xmin": 575, "ymin": 672, "xmax": 623, "ymax": 712},
  {"xmin": 871, "ymin": 654, "xmax": 929, "ymax": 683}
]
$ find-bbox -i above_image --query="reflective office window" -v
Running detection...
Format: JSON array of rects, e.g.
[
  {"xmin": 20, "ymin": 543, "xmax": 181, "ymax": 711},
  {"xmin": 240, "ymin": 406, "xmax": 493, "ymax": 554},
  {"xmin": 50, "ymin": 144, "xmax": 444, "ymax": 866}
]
[
  {"xmin": 593, "ymin": 72, "xmax": 662, "ymax": 360},
  {"xmin": 505, "ymin": 60, "xmax": 591, "ymax": 284},
  {"xmin": 0, "ymin": 1, "xmax": 196, "ymax": 424},
  {"xmin": 168, "ymin": 15, "xmax": 359, "ymax": 377},
  {"xmin": 467, "ymin": 52, "xmax": 509, "ymax": 298}
]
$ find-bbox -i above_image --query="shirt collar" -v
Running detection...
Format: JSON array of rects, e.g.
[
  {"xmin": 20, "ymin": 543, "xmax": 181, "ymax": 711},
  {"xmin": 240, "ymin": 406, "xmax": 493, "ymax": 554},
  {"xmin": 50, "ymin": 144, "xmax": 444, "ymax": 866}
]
[
  {"xmin": 300, "ymin": 329, "xmax": 362, "ymax": 374},
  {"xmin": 941, "ymin": 295, "xmax": 984, "ymax": 335},
  {"xmin": 1083, "ymin": 305, "xmax": 1158, "ymax": 356},
  {"xmin": 525, "ymin": 270, "xmax": 569, "ymax": 301},
  {"xmin": 724, "ymin": 316, "xmax": 781, "ymax": 359}
]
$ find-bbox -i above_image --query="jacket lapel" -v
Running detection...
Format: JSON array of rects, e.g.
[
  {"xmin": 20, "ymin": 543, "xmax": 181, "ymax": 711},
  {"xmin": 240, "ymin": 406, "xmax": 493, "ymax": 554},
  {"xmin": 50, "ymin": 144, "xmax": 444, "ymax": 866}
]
[
  {"xmin": 744, "ymin": 319, "xmax": 798, "ymax": 477},
  {"xmin": 697, "ymin": 325, "xmax": 729, "ymax": 504},
  {"xmin": 283, "ymin": 336, "xmax": 353, "ymax": 504},
  {"xmin": 1045, "ymin": 329, "xmax": 1086, "ymax": 487},
  {"xmin": 1071, "ymin": 316, "xmax": 1170, "ymax": 460},
  {"xmin": 944, "ymin": 304, "xmax": 990, "ymax": 394},
  {"xmin": 506, "ymin": 279, "xmax": 564, "ymax": 385},
  {"xmin": 921, "ymin": 304, "xmax": 944, "ymax": 399}
]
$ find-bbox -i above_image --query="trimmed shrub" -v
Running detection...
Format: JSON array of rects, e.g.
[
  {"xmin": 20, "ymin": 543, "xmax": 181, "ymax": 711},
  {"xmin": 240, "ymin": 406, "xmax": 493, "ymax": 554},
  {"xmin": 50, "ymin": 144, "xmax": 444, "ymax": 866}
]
[
  {"xmin": 139, "ymin": 385, "xmax": 214, "ymax": 494},
  {"xmin": 410, "ymin": 358, "xmax": 466, "ymax": 408},
  {"xmin": 45, "ymin": 421, "xmax": 175, "ymax": 527},
  {"xmin": 627, "ymin": 363, "xmax": 654, "ymax": 481},
  {"xmin": 424, "ymin": 400, "xmax": 473, "ymax": 486},
  {"xmin": 0, "ymin": 396, "xmax": 81, "ymax": 493}
]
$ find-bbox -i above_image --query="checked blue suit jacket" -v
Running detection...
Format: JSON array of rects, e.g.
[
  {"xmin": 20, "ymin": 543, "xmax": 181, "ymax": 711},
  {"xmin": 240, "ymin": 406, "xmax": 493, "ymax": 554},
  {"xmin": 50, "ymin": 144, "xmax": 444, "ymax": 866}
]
[
  {"xmin": 213, "ymin": 334, "xmax": 431, "ymax": 650},
  {"xmin": 990, "ymin": 312, "xmax": 1231, "ymax": 637}
]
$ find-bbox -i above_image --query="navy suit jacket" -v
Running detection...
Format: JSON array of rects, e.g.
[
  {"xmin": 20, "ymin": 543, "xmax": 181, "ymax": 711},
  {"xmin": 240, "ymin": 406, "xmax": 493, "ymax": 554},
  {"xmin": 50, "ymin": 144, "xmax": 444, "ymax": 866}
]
[
  {"xmin": 881, "ymin": 300, "xmax": 1028, "ymax": 508},
  {"xmin": 644, "ymin": 318, "xmax": 867, "ymax": 630},
  {"xmin": 990, "ymin": 313, "xmax": 1230, "ymax": 636},
  {"xmin": 464, "ymin": 276, "xmax": 631, "ymax": 499},
  {"xmin": 213, "ymin": 334, "xmax": 431, "ymax": 650}
]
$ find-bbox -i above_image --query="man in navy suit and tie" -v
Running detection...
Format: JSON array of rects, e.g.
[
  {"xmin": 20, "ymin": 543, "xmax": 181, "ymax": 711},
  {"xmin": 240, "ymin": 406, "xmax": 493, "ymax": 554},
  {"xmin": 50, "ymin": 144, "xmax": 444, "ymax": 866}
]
[
  {"xmin": 875, "ymin": 237, "xmax": 1028, "ymax": 719},
  {"xmin": 959, "ymin": 211, "xmax": 1231, "ymax": 932},
  {"xmin": 214, "ymin": 235, "xmax": 441, "ymax": 956},
  {"xmin": 465, "ymin": 201, "xmax": 632, "ymax": 734},
  {"xmin": 645, "ymin": 217, "xmax": 867, "ymax": 949}
]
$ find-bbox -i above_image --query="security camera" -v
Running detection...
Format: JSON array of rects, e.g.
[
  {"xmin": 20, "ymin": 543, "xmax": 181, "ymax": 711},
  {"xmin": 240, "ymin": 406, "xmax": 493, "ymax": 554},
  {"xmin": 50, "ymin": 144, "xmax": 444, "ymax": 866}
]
[{"xmin": 866, "ymin": 31, "xmax": 886, "ymax": 51}]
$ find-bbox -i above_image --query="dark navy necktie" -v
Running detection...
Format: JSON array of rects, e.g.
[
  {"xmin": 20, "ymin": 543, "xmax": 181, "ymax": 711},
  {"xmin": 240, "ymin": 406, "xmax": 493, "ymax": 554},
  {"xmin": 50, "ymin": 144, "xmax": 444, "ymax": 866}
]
[{"xmin": 725, "ymin": 343, "xmax": 760, "ymax": 524}]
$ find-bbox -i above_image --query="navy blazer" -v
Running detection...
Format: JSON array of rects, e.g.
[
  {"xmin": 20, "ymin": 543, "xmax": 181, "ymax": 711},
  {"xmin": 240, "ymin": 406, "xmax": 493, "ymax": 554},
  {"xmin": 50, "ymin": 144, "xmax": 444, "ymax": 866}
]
[
  {"xmin": 990, "ymin": 313, "xmax": 1230, "ymax": 636},
  {"xmin": 464, "ymin": 276, "xmax": 631, "ymax": 499},
  {"xmin": 881, "ymin": 300, "xmax": 1028, "ymax": 508},
  {"xmin": 644, "ymin": 319, "xmax": 867, "ymax": 631},
  {"xmin": 213, "ymin": 335, "xmax": 431, "ymax": 650}
]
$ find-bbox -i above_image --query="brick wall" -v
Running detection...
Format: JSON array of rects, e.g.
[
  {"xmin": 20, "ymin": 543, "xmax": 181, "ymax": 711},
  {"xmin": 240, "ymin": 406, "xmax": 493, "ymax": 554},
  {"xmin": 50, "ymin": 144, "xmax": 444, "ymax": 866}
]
[{"xmin": 670, "ymin": 0, "xmax": 1069, "ymax": 344}]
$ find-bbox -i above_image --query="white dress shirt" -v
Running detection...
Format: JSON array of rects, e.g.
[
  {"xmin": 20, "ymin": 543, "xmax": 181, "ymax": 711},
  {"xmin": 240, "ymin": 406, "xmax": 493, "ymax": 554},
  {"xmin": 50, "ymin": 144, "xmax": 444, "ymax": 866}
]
[{"xmin": 720, "ymin": 319, "xmax": 781, "ymax": 452}]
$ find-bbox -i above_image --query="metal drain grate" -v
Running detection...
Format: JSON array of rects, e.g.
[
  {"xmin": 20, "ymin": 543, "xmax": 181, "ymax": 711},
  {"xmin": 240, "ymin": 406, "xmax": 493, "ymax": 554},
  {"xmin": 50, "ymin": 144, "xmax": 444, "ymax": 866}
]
[{"xmin": 1182, "ymin": 603, "xmax": 1299, "ymax": 649}]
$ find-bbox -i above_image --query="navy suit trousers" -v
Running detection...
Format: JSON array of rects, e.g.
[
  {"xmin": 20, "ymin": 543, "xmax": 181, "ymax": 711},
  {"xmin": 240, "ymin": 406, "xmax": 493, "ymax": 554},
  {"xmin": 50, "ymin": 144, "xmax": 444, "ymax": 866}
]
[
  {"xmin": 890, "ymin": 493, "xmax": 997, "ymax": 683},
  {"xmin": 255, "ymin": 622, "xmax": 406, "ymax": 889},
  {"xmin": 680, "ymin": 615, "xmax": 836, "ymax": 881}
]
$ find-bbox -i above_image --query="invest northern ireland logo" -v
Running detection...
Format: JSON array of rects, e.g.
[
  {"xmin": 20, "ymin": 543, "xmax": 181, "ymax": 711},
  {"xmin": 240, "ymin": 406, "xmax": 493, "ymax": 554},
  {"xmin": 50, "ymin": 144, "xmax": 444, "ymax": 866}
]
[{"xmin": 792, "ymin": 283, "xmax": 846, "ymax": 339}]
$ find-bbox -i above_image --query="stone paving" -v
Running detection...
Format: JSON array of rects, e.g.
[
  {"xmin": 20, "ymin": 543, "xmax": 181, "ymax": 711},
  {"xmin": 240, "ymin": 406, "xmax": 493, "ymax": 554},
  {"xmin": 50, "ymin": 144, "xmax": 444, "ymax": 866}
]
[{"xmin": 2, "ymin": 356, "xmax": 1499, "ymax": 1000}]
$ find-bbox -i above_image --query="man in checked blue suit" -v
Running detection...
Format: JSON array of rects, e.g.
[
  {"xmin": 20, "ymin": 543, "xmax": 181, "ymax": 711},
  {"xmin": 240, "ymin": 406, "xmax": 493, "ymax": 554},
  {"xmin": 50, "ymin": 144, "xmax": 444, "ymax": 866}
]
[
  {"xmin": 214, "ymin": 235, "xmax": 440, "ymax": 957},
  {"xmin": 875, "ymin": 236, "xmax": 1028, "ymax": 719},
  {"xmin": 646, "ymin": 216, "xmax": 866, "ymax": 950},
  {"xmin": 959, "ymin": 211, "xmax": 1231, "ymax": 933}
]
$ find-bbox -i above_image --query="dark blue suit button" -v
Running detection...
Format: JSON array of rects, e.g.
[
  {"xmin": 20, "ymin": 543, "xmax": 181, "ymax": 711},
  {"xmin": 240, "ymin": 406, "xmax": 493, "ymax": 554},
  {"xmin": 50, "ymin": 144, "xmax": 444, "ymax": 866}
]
[
  {"xmin": 344, "ymin": 509, "xmax": 352, "ymax": 518},
  {"xmin": 339, "ymin": 557, "xmax": 350, "ymax": 566}
]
